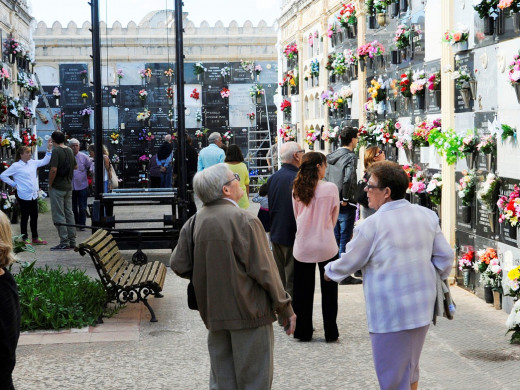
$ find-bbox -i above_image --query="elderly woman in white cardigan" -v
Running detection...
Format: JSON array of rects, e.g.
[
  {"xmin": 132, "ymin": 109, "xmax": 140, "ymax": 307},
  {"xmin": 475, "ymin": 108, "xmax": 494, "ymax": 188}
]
[{"xmin": 325, "ymin": 161, "xmax": 453, "ymax": 390}]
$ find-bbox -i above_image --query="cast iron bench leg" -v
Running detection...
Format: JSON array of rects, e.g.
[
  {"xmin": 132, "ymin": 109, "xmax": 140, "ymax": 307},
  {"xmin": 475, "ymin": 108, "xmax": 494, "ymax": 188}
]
[{"xmin": 143, "ymin": 299, "xmax": 158, "ymax": 322}]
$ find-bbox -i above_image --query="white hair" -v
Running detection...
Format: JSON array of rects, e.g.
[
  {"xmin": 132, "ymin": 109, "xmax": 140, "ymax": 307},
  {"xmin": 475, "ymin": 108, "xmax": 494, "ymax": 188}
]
[
  {"xmin": 193, "ymin": 163, "xmax": 232, "ymax": 205},
  {"xmin": 280, "ymin": 141, "xmax": 301, "ymax": 162},
  {"xmin": 164, "ymin": 134, "xmax": 172, "ymax": 143},
  {"xmin": 68, "ymin": 138, "xmax": 80, "ymax": 145},
  {"xmin": 208, "ymin": 132, "xmax": 221, "ymax": 143}
]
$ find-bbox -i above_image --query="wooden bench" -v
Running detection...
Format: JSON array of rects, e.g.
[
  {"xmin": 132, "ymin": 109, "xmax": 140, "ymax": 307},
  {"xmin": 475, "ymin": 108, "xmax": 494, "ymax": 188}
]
[{"xmin": 75, "ymin": 229, "xmax": 167, "ymax": 322}]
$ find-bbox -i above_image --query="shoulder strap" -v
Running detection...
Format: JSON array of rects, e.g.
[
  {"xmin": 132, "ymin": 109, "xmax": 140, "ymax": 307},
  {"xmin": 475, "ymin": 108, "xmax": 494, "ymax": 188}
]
[{"xmin": 190, "ymin": 214, "xmax": 197, "ymax": 280}]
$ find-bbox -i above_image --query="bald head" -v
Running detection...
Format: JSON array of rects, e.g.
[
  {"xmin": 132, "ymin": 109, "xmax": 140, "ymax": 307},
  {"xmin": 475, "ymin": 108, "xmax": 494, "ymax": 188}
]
[{"xmin": 280, "ymin": 141, "xmax": 303, "ymax": 167}]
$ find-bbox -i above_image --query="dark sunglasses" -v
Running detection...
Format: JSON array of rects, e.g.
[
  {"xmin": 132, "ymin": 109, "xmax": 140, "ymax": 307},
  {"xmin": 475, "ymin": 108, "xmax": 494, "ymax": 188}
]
[{"xmin": 374, "ymin": 149, "xmax": 385, "ymax": 157}]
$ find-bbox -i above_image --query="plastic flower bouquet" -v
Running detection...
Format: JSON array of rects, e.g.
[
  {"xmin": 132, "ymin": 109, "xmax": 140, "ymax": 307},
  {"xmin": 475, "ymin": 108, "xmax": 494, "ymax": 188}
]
[
  {"xmin": 322, "ymin": 126, "xmax": 339, "ymax": 143},
  {"xmin": 395, "ymin": 121, "xmax": 414, "ymax": 150},
  {"xmin": 477, "ymin": 173, "xmax": 501, "ymax": 211},
  {"xmin": 249, "ymin": 84, "xmax": 265, "ymax": 96},
  {"xmin": 410, "ymin": 70, "xmax": 427, "ymax": 96},
  {"xmin": 220, "ymin": 67, "xmax": 230, "ymax": 78},
  {"xmin": 80, "ymin": 107, "xmax": 93, "ymax": 117},
  {"xmin": 116, "ymin": 69, "xmax": 124, "ymax": 79},
  {"xmin": 357, "ymin": 122, "xmax": 378, "ymax": 147},
  {"xmin": 368, "ymin": 77, "xmax": 386, "ymax": 102},
  {"xmin": 190, "ymin": 88, "xmax": 200, "ymax": 100},
  {"xmin": 497, "ymin": 184, "xmax": 520, "ymax": 227},
  {"xmin": 195, "ymin": 129, "xmax": 205, "ymax": 139},
  {"xmin": 452, "ymin": 65, "xmax": 472, "ymax": 89},
  {"xmin": 283, "ymin": 43, "xmax": 298, "ymax": 60},
  {"xmin": 507, "ymin": 51, "xmax": 520, "ymax": 86},
  {"xmin": 193, "ymin": 62, "xmax": 206, "ymax": 75},
  {"xmin": 427, "ymin": 71, "xmax": 441, "ymax": 91},
  {"xmin": 305, "ymin": 128, "xmax": 318, "ymax": 146},
  {"xmin": 110, "ymin": 88, "xmax": 118, "ymax": 97},
  {"xmin": 52, "ymin": 87, "xmax": 61, "ymax": 98},
  {"xmin": 478, "ymin": 248, "xmax": 501, "ymax": 289},
  {"xmin": 164, "ymin": 68, "xmax": 174, "ymax": 78},
  {"xmin": 399, "ymin": 72, "xmax": 412, "ymax": 98},
  {"xmin": 428, "ymin": 127, "xmax": 463, "ymax": 165},
  {"xmin": 458, "ymin": 249, "xmax": 475, "ymax": 271},
  {"xmin": 506, "ymin": 265, "xmax": 520, "ymax": 301},
  {"xmin": 138, "ymin": 89, "xmax": 148, "ymax": 100},
  {"xmin": 457, "ymin": 170, "xmax": 477, "ymax": 206},
  {"xmin": 278, "ymin": 125, "xmax": 296, "ymax": 141},
  {"xmin": 109, "ymin": 131, "xmax": 119, "ymax": 144},
  {"xmin": 426, "ymin": 173, "xmax": 442, "ymax": 205},
  {"xmin": 338, "ymin": 3, "xmax": 357, "ymax": 28},
  {"xmin": 410, "ymin": 170, "xmax": 427, "ymax": 194},
  {"xmin": 136, "ymin": 109, "xmax": 151, "ymax": 122},
  {"xmin": 498, "ymin": 0, "xmax": 520, "ymax": 12},
  {"xmin": 138, "ymin": 129, "xmax": 154, "ymax": 141},
  {"xmin": 442, "ymin": 24, "xmax": 469, "ymax": 45},
  {"xmin": 506, "ymin": 299, "xmax": 520, "ymax": 344},
  {"xmin": 460, "ymin": 132, "xmax": 479, "ymax": 154},
  {"xmin": 344, "ymin": 49, "xmax": 358, "ymax": 66},
  {"xmin": 247, "ymin": 112, "xmax": 255, "ymax": 121},
  {"xmin": 357, "ymin": 40, "xmax": 385, "ymax": 60},
  {"xmin": 393, "ymin": 24, "xmax": 411, "ymax": 49},
  {"xmin": 280, "ymin": 99, "xmax": 291, "ymax": 113},
  {"xmin": 222, "ymin": 131, "xmax": 233, "ymax": 141},
  {"xmin": 220, "ymin": 87, "xmax": 230, "ymax": 99},
  {"xmin": 476, "ymin": 133, "xmax": 497, "ymax": 155},
  {"xmin": 166, "ymin": 87, "xmax": 174, "ymax": 99},
  {"xmin": 476, "ymin": 247, "xmax": 495, "ymax": 273},
  {"xmin": 374, "ymin": 120, "xmax": 396, "ymax": 144}
]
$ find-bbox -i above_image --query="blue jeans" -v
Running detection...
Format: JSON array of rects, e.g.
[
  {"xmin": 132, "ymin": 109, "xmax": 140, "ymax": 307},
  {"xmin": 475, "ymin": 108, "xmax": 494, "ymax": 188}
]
[
  {"xmin": 72, "ymin": 188, "xmax": 88, "ymax": 226},
  {"xmin": 334, "ymin": 205, "xmax": 356, "ymax": 255},
  {"xmin": 160, "ymin": 165, "xmax": 173, "ymax": 188}
]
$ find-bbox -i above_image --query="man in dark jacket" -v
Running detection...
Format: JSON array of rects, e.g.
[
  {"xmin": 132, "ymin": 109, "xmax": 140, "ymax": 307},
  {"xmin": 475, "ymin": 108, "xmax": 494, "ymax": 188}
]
[
  {"xmin": 325, "ymin": 127, "xmax": 361, "ymax": 284},
  {"xmin": 267, "ymin": 141, "xmax": 304, "ymax": 300}
]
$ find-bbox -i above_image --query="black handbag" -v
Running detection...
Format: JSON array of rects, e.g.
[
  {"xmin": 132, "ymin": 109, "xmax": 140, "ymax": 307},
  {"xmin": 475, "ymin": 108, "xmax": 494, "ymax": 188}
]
[
  {"xmin": 187, "ymin": 214, "xmax": 198, "ymax": 310},
  {"xmin": 356, "ymin": 172, "xmax": 369, "ymax": 208}
]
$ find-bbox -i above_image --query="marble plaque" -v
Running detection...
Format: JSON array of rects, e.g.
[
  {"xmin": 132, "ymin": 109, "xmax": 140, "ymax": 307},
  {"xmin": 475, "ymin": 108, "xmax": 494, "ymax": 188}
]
[
  {"xmin": 185, "ymin": 84, "xmax": 202, "ymax": 107},
  {"xmin": 231, "ymin": 62, "xmax": 254, "ymax": 83},
  {"xmin": 255, "ymin": 61, "xmax": 278, "ymax": 83},
  {"xmin": 116, "ymin": 63, "xmax": 145, "ymax": 86},
  {"xmin": 35, "ymin": 65, "xmax": 60, "ymax": 86},
  {"xmin": 229, "ymin": 106, "xmax": 254, "ymax": 128},
  {"xmin": 229, "ymin": 84, "xmax": 255, "ymax": 107}
]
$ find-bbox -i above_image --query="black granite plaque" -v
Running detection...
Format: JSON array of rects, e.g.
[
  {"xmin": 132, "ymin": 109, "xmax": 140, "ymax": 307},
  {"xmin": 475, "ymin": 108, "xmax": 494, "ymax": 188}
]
[
  {"xmin": 454, "ymin": 52, "xmax": 474, "ymax": 113},
  {"xmin": 205, "ymin": 63, "xmax": 227, "ymax": 87},
  {"xmin": 424, "ymin": 60, "xmax": 441, "ymax": 114},
  {"xmin": 36, "ymin": 86, "xmax": 59, "ymax": 109},
  {"xmin": 120, "ymin": 85, "xmax": 146, "ymax": 108},
  {"xmin": 204, "ymin": 106, "xmax": 228, "ymax": 128},
  {"xmin": 202, "ymin": 85, "xmax": 227, "ymax": 106},
  {"xmin": 144, "ymin": 62, "xmax": 174, "ymax": 86},
  {"xmin": 62, "ymin": 87, "xmax": 92, "ymax": 108},
  {"xmin": 455, "ymin": 171, "xmax": 476, "ymax": 233},
  {"xmin": 498, "ymin": 179, "xmax": 520, "ymax": 246},
  {"xmin": 59, "ymin": 63, "xmax": 88, "ymax": 87},
  {"xmin": 231, "ymin": 62, "xmax": 254, "ymax": 84},
  {"xmin": 63, "ymin": 108, "xmax": 89, "ymax": 132}
]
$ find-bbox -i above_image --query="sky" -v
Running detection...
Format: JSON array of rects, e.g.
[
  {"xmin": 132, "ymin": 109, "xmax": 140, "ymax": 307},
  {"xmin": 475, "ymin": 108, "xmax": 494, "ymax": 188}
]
[{"xmin": 29, "ymin": 0, "xmax": 281, "ymax": 27}]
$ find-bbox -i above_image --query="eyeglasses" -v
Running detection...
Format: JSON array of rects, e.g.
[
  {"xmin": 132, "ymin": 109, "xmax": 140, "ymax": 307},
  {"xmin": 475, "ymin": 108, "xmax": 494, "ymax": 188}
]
[
  {"xmin": 224, "ymin": 173, "xmax": 240, "ymax": 186},
  {"xmin": 296, "ymin": 150, "xmax": 305, "ymax": 154},
  {"xmin": 374, "ymin": 149, "xmax": 385, "ymax": 157},
  {"xmin": 365, "ymin": 184, "xmax": 385, "ymax": 191}
]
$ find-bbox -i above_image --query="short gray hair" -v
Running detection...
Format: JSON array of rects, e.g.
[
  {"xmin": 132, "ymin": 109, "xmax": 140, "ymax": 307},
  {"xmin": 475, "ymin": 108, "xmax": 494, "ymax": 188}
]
[
  {"xmin": 208, "ymin": 132, "xmax": 221, "ymax": 143},
  {"xmin": 68, "ymin": 138, "xmax": 80, "ymax": 145},
  {"xmin": 164, "ymin": 134, "xmax": 172, "ymax": 143},
  {"xmin": 193, "ymin": 163, "xmax": 232, "ymax": 205},
  {"xmin": 280, "ymin": 141, "xmax": 301, "ymax": 162}
]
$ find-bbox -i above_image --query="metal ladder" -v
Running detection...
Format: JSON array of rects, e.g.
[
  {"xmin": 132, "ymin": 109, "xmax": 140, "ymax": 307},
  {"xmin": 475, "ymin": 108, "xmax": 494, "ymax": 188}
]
[{"xmin": 248, "ymin": 92, "xmax": 272, "ymax": 193}]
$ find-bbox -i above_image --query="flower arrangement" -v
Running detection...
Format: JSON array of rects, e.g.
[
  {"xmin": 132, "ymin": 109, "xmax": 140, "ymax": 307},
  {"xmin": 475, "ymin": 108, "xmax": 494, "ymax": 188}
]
[
  {"xmin": 109, "ymin": 131, "xmax": 119, "ymax": 144},
  {"xmin": 412, "ymin": 119, "xmax": 441, "ymax": 147},
  {"xmin": 399, "ymin": 72, "xmax": 412, "ymax": 98},
  {"xmin": 473, "ymin": 0, "xmax": 500, "ymax": 19},
  {"xmin": 80, "ymin": 107, "xmax": 93, "ymax": 117},
  {"xmin": 305, "ymin": 128, "xmax": 319, "ymax": 145},
  {"xmin": 241, "ymin": 60, "xmax": 255, "ymax": 74},
  {"xmin": 497, "ymin": 184, "xmax": 520, "ymax": 227},
  {"xmin": 410, "ymin": 170, "xmax": 427, "ymax": 194},
  {"xmin": 344, "ymin": 49, "xmax": 358, "ymax": 66},
  {"xmin": 222, "ymin": 131, "xmax": 233, "ymax": 141},
  {"xmin": 138, "ymin": 129, "xmax": 154, "ymax": 141},
  {"xmin": 52, "ymin": 87, "xmax": 61, "ymax": 98},
  {"xmin": 373, "ymin": 120, "xmax": 397, "ymax": 144},
  {"xmin": 21, "ymin": 131, "xmax": 42, "ymax": 147},
  {"xmin": 22, "ymin": 106, "xmax": 33, "ymax": 119},
  {"xmin": 190, "ymin": 88, "xmax": 200, "ymax": 100},
  {"xmin": 53, "ymin": 112, "xmax": 63, "ymax": 128},
  {"xmin": 338, "ymin": 3, "xmax": 357, "ymax": 28},
  {"xmin": 458, "ymin": 249, "xmax": 475, "ymax": 271},
  {"xmin": 79, "ymin": 70, "xmax": 88, "ymax": 79},
  {"xmin": 477, "ymin": 173, "xmax": 501, "ymax": 211},
  {"xmin": 136, "ymin": 109, "xmax": 151, "ymax": 122},
  {"xmin": 506, "ymin": 265, "xmax": 520, "ymax": 301},
  {"xmin": 164, "ymin": 68, "xmax": 174, "ymax": 78},
  {"xmin": 220, "ymin": 66, "xmax": 230, "ymax": 78},
  {"xmin": 457, "ymin": 170, "xmax": 477, "ymax": 206},
  {"xmin": 368, "ymin": 77, "xmax": 387, "ymax": 102},
  {"xmin": 195, "ymin": 110, "xmax": 202, "ymax": 122},
  {"xmin": 111, "ymin": 154, "xmax": 120, "ymax": 165},
  {"xmin": 507, "ymin": 50, "xmax": 520, "ymax": 86},
  {"xmin": 410, "ymin": 70, "xmax": 427, "ymax": 96},
  {"xmin": 138, "ymin": 89, "xmax": 148, "ymax": 100},
  {"xmin": 501, "ymin": 123, "xmax": 517, "ymax": 141},
  {"xmin": 427, "ymin": 71, "xmax": 441, "ymax": 91},
  {"xmin": 303, "ymin": 68, "xmax": 312, "ymax": 81},
  {"xmin": 426, "ymin": 173, "xmax": 442, "ymax": 205},
  {"xmin": 283, "ymin": 43, "xmax": 298, "ymax": 60},
  {"xmin": 357, "ymin": 40, "xmax": 385, "ymax": 60},
  {"xmin": 139, "ymin": 68, "xmax": 152, "ymax": 79},
  {"xmin": 310, "ymin": 59, "xmax": 320, "ymax": 78},
  {"xmin": 249, "ymin": 84, "xmax": 265, "ymax": 96},
  {"xmin": 364, "ymin": 98, "xmax": 375, "ymax": 113},
  {"xmin": 166, "ymin": 87, "xmax": 174, "ymax": 99},
  {"xmin": 442, "ymin": 24, "xmax": 469, "ymax": 45},
  {"xmin": 2, "ymin": 38, "xmax": 20, "ymax": 56},
  {"xmin": 330, "ymin": 53, "xmax": 347, "ymax": 75},
  {"xmin": 476, "ymin": 133, "xmax": 497, "ymax": 155},
  {"xmin": 247, "ymin": 112, "xmax": 255, "ymax": 121},
  {"xmin": 460, "ymin": 132, "xmax": 479, "ymax": 154},
  {"xmin": 139, "ymin": 154, "xmax": 150, "ymax": 162},
  {"xmin": 428, "ymin": 127, "xmax": 463, "ymax": 165},
  {"xmin": 254, "ymin": 65, "xmax": 263, "ymax": 76},
  {"xmin": 395, "ymin": 121, "xmax": 414, "ymax": 150},
  {"xmin": 195, "ymin": 129, "xmax": 205, "ymax": 139},
  {"xmin": 499, "ymin": 0, "xmax": 520, "ymax": 12},
  {"xmin": 393, "ymin": 24, "xmax": 411, "ymax": 49},
  {"xmin": 373, "ymin": 0, "xmax": 390, "ymax": 13},
  {"xmin": 357, "ymin": 122, "xmax": 378, "ymax": 147},
  {"xmin": 506, "ymin": 299, "xmax": 520, "ymax": 344},
  {"xmin": 116, "ymin": 69, "xmax": 124, "ymax": 79},
  {"xmin": 478, "ymin": 247, "xmax": 501, "ymax": 287},
  {"xmin": 452, "ymin": 65, "xmax": 472, "ymax": 90},
  {"xmin": 327, "ymin": 22, "xmax": 338, "ymax": 38},
  {"xmin": 278, "ymin": 125, "xmax": 296, "ymax": 141},
  {"xmin": 81, "ymin": 93, "xmax": 88, "ymax": 100},
  {"xmin": 220, "ymin": 87, "xmax": 230, "ymax": 99},
  {"xmin": 0, "ymin": 67, "xmax": 10, "ymax": 82},
  {"xmin": 280, "ymin": 99, "xmax": 291, "ymax": 114},
  {"xmin": 109, "ymin": 88, "xmax": 118, "ymax": 98},
  {"xmin": 322, "ymin": 126, "xmax": 340, "ymax": 143},
  {"xmin": 193, "ymin": 62, "xmax": 206, "ymax": 76}
]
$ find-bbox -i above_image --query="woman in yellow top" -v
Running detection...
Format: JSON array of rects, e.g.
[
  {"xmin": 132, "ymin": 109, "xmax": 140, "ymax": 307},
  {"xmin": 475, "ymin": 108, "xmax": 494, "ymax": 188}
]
[{"xmin": 225, "ymin": 145, "xmax": 250, "ymax": 209}]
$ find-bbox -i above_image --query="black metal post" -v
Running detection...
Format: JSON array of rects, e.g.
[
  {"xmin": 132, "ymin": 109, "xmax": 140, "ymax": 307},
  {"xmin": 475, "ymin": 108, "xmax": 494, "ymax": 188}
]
[
  {"xmin": 175, "ymin": 0, "xmax": 187, "ymax": 224},
  {"xmin": 90, "ymin": 0, "xmax": 104, "ymax": 200}
]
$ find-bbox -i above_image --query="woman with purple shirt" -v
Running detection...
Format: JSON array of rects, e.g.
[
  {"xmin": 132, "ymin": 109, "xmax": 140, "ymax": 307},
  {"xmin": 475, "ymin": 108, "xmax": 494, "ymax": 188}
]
[{"xmin": 292, "ymin": 152, "xmax": 340, "ymax": 342}]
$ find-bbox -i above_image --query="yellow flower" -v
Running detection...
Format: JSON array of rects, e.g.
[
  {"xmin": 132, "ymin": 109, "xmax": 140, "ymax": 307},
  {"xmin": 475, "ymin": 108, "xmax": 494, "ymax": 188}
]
[
  {"xmin": 508, "ymin": 266, "xmax": 520, "ymax": 281},
  {"xmin": 337, "ymin": 98, "xmax": 343, "ymax": 103},
  {"xmin": 289, "ymin": 79, "xmax": 296, "ymax": 86}
]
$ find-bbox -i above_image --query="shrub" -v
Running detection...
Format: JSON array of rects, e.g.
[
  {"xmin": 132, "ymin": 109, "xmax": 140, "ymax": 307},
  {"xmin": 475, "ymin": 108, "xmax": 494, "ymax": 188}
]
[{"xmin": 14, "ymin": 262, "xmax": 108, "ymax": 331}]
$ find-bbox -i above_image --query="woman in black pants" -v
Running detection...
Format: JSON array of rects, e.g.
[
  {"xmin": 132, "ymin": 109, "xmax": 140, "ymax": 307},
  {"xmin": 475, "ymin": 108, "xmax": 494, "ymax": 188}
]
[{"xmin": 0, "ymin": 140, "xmax": 53, "ymax": 245}]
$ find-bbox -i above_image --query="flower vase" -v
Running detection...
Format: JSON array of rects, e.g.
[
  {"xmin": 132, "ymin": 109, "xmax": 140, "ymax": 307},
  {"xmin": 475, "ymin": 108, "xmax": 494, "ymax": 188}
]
[
  {"xmin": 351, "ymin": 64, "xmax": 358, "ymax": 78},
  {"xmin": 433, "ymin": 90, "xmax": 441, "ymax": 108},
  {"xmin": 416, "ymin": 94, "xmax": 425, "ymax": 110},
  {"xmin": 460, "ymin": 88, "xmax": 471, "ymax": 108},
  {"xmin": 513, "ymin": 83, "xmax": 520, "ymax": 104},
  {"xmin": 3, "ymin": 78, "xmax": 8, "ymax": 89},
  {"xmin": 112, "ymin": 97, "xmax": 116, "ymax": 104},
  {"xmin": 169, "ymin": 98, "xmax": 173, "ymax": 105},
  {"xmin": 83, "ymin": 97, "xmax": 87, "ymax": 105},
  {"xmin": 82, "ymin": 78, "xmax": 87, "ymax": 85},
  {"xmin": 391, "ymin": 50, "xmax": 401, "ymax": 65},
  {"xmin": 485, "ymin": 154, "xmax": 494, "ymax": 172},
  {"xmin": 512, "ymin": 12, "xmax": 520, "ymax": 33},
  {"xmin": 24, "ymin": 119, "xmax": 30, "ymax": 128},
  {"xmin": 256, "ymin": 74, "xmax": 260, "ymax": 82},
  {"xmin": 403, "ymin": 96, "xmax": 411, "ymax": 111},
  {"xmin": 483, "ymin": 16, "xmax": 494, "ymax": 36},
  {"xmin": 256, "ymin": 95, "xmax": 262, "ymax": 104},
  {"xmin": 453, "ymin": 41, "xmax": 468, "ymax": 52},
  {"xmin": 400, "ymin": 0, "xmax": 408, "ymax": 12},
  {"xmin": 484, "ymin": 285, "xmax": 494, "ymax": 304},
  {"xmin": 142, "ymin": 164, "xmax": 147, "ymax": 171},
  {"xmin": 376, "ymin": 13, "xmax": 387, "ymax": 27},
  {"xmin": 401, "ymin": 48, "xmax": 408, "ymax": 61},
  {"xmin": 465, "ymin": 152, "xmax": 477, "ymax": 170},
  {"xmin": 377, "ymin": 101, "xmax": 385, "ymax": 115},
  {"xmin": 469, "ymin": 80, "xmax": 478, "ymax": 100},
  {"xmin": 197, "ymin": 74, "xmax": 200, "ymax": 81},
  {"xmin": 308, "ymin": 143, "xmax": 314, "ymax": 151},
  {"xmin": 390, "ymin": 2, "xmax": 399, "ymax": 17},
  {"xmin": 368, "ymin": 15, "xmax": 377, "ymax": 30},
  {"xmin": 509, "ymin": 224, "xmax": 517, "ymax": 240},
  {"xmin": 9, "ymin": 53, "xmax": 15, "ymax": 64},
  {"xmin": 198, "ymin": 140, "xmax": 202, "ymax": 149},
  {"xmin": 488, "ymin": 211, "xmax": 496, "ymax": 233},
  {"xmin": 461, "ymin": 205, "xmax": 472, "ymax": 224},
  {"xmin": 347, "ymin": 98, "xmax": 352, "ymax": 108},
  {"xmin": 225, "ymin": 141, "xmax": 229, "ymax": 147},
  {"xmin": 55, "ymin": 98, "xmax": 60, "ymax": 106},
  {"xmin": 493, "ymin": 290, "xmax": 501, "ymax": 310},
  {"xmin": 359, "ymin": 58, "xmax": 366, "ymax": 72},
  {"xmin": 349, "ymin": 23, "xmax": 357, "ymax": 38},
  {"xmin": 30, "ymin": 90, "xmax": 36, "ymax": 100},
  {"xmin": 462, "ymin": 269, "xmax": 471, "ymax": 287}
]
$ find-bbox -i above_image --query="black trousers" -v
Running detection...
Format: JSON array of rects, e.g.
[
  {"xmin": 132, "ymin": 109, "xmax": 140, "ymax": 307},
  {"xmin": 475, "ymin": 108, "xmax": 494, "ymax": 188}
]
[
  {"xmin": 17, "ymin": 197, "xmax": 39, "ymax": 240},
  {"xmin": 292, "ymin": 257, "xmax": 339, "ymax": 341}
]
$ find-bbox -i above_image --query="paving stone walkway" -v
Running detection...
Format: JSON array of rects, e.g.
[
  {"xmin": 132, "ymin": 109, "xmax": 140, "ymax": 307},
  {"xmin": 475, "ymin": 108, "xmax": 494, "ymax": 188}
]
[{"xmin": 10, "ymin": 200, "xmax": 520, "ymax": 389}]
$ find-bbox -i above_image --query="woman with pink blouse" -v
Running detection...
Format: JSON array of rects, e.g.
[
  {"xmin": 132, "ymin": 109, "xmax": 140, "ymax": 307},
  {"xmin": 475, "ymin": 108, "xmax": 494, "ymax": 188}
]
[{"xmin": 292, "ymin": 152, "xmax": 340, "ymax": 342}]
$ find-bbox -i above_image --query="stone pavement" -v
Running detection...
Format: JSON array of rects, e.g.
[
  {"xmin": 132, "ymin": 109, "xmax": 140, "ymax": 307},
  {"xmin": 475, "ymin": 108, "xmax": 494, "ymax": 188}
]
[{"xmin": 10, "ymin": 199, "xmax": 520, "ymax": 390}]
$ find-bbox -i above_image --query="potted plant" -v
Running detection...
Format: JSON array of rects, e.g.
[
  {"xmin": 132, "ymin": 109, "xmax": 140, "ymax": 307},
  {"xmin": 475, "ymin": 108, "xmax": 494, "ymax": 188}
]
[
  {"xmin": 476, "ymin": 133, "xmax": 497, "ymax": 171},
  {"xmin": 507, "ymin": 51, "xmax": 520, "ymax": 104},
  {"xmin": 497, "ymin": 184, "xmax": 520, "ymax": 242},
  {"xmin": 427, "ymin": 71, "xmax": 441, "ymax": 108},
  {"xmin": 458, "ymin": 249, "xmax": 475, "ymax": 287},
  {"xmin": 477, "ymin": 173, "xmax": 501, "ymax": 232},
  {"xmin": 52, "ymin": 87, "xmax": 61, "ymax": 106},
  {"xmin": 476, "ymin": 247, "xmax": 495, "ymax": 303},
  {"xmin": 442, "ymin": 24, "xmax": 470, "ymax": 51},
  {"xmin": 457, "ymin": 170, "xmax": 477, "ymax": 223}
]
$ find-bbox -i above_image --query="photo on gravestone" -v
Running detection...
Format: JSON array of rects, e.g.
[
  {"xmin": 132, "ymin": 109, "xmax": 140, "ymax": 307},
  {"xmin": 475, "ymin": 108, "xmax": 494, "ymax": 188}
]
[
  {"xmin": 498, "ymin": 178, "xmax": 519, "ymax": 247},
  {"xmin": 454, "ymin": 51, "xmax": 475, "ymax": 113},
  {"xmin": 455, "ymin": 170, "xmax": 476, "ymax": 233}
]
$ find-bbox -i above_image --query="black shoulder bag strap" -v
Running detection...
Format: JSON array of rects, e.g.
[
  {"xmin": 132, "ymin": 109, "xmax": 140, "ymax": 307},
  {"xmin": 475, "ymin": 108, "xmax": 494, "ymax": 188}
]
[{"xmin": 187, "ymin": 214, "xmax": 198, "ymax": 310}]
